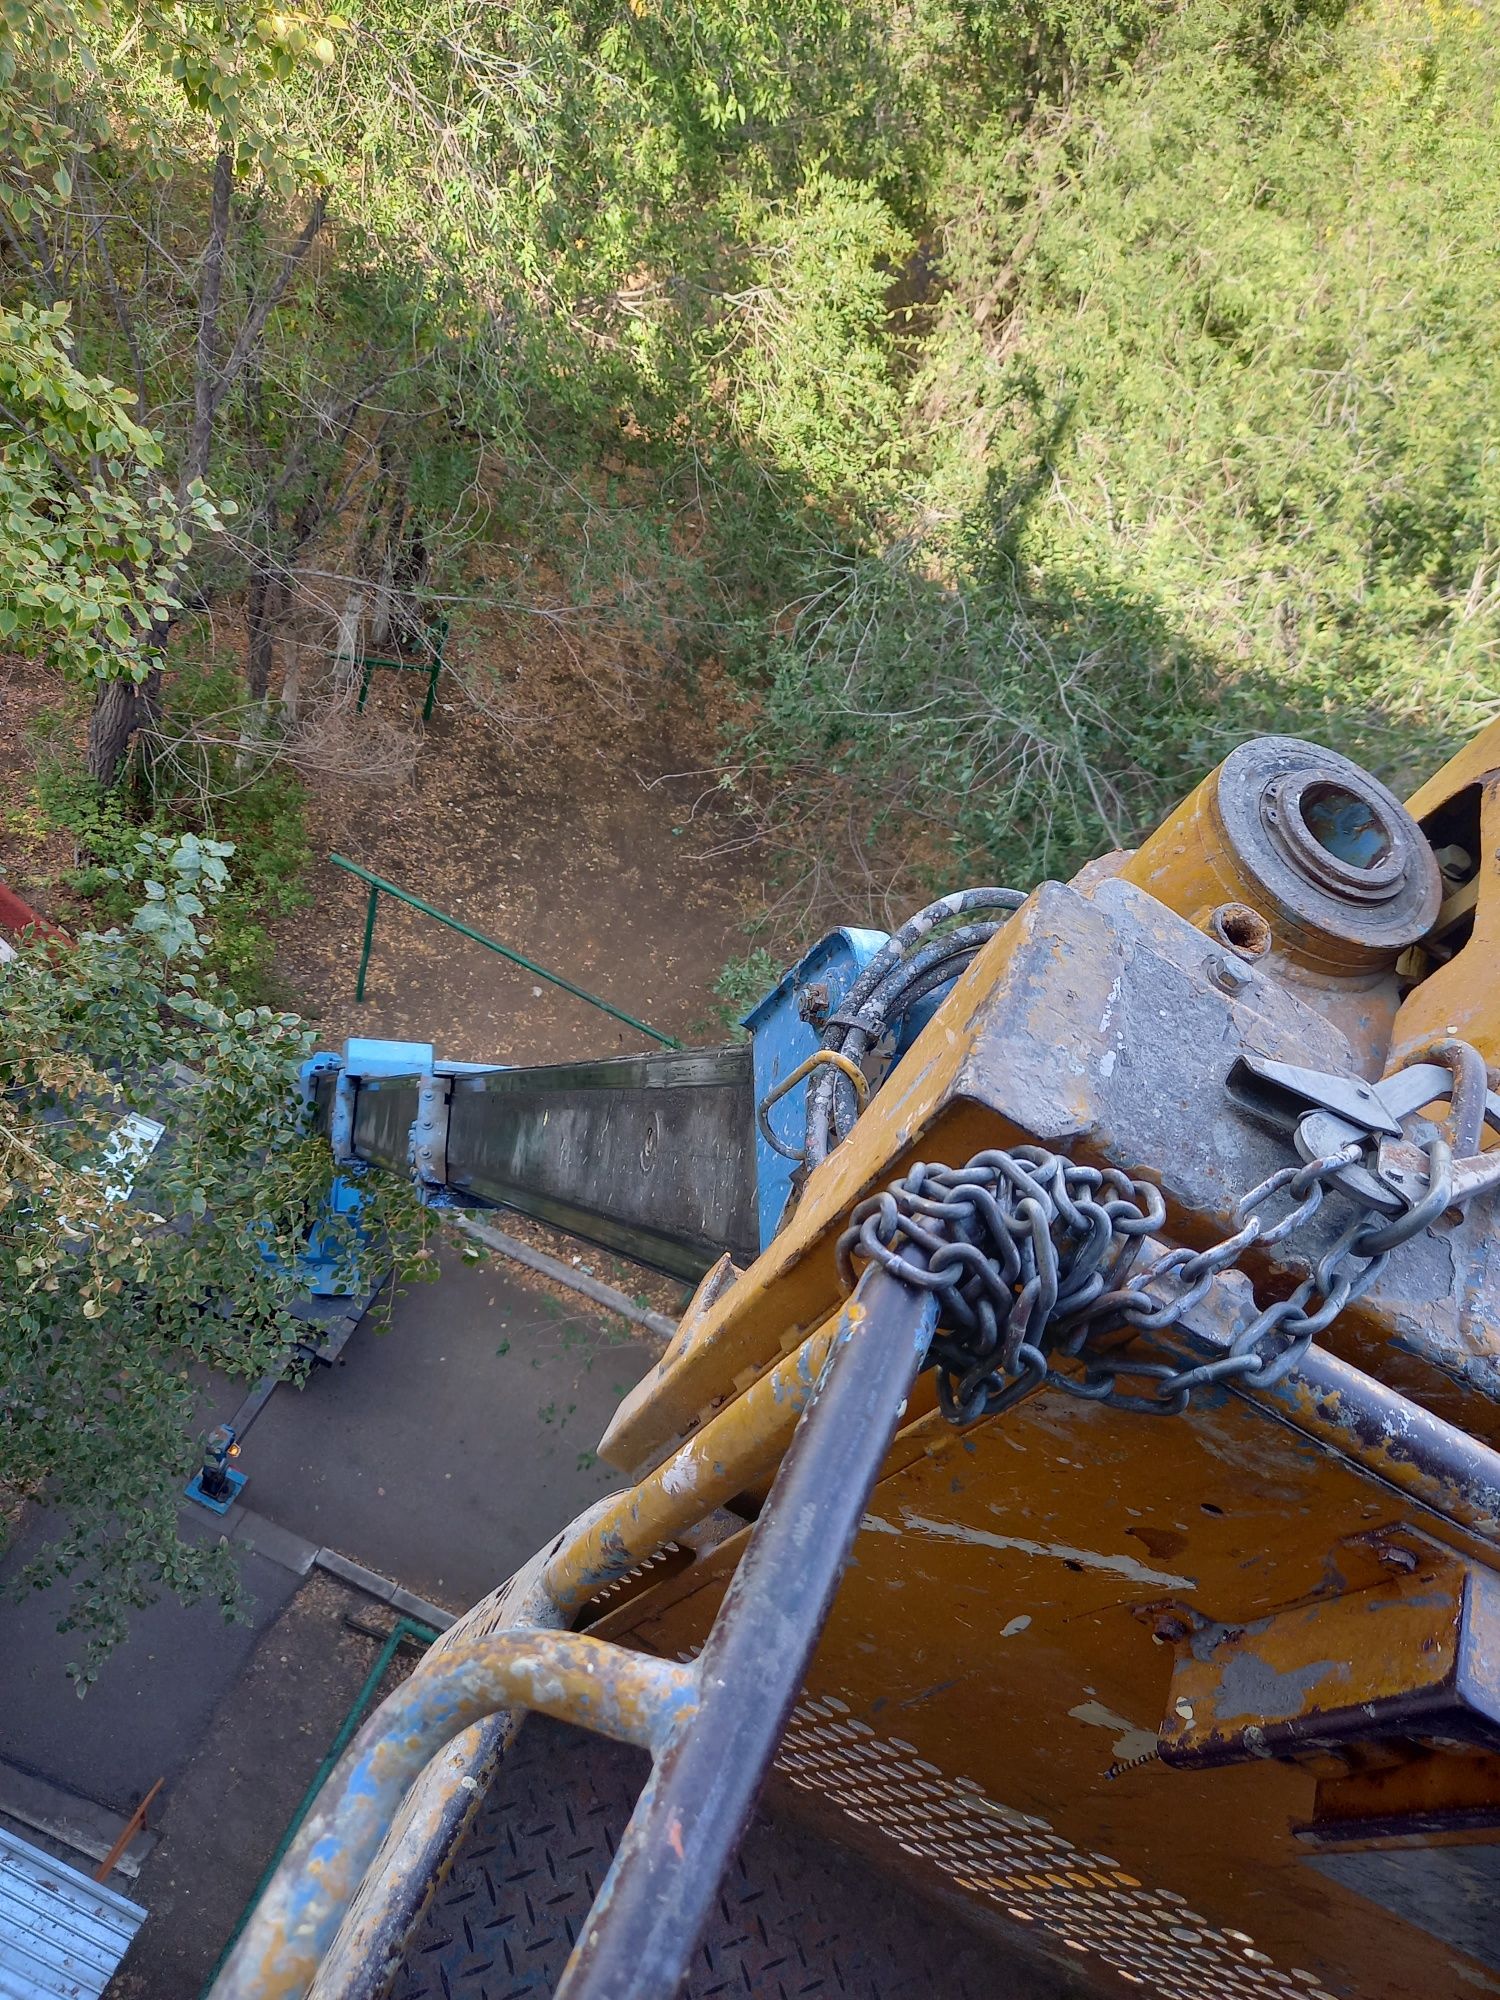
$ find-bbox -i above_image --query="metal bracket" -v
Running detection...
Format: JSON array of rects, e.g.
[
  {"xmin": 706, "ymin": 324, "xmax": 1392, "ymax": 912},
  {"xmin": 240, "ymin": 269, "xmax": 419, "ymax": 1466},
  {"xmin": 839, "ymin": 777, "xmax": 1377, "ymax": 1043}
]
[
  {"xmin": 1153, "ymin": 1551, "xmax": 1500, "ymax": 1771},
  {"xmin": 330, "ymin": 1068, "xmax": 358, "ymax": 1165},
  {"xmin": 1230, "ymin": 1052, "xmax": 1500, "ymax": 1217},
  {"xmin": 1228, "ymin": 1054, "xmax": 1402, "ymax": 1136},
  {"xmin": 410, "ymin": 1071, "xmax": 449, "ymax": 1186}
]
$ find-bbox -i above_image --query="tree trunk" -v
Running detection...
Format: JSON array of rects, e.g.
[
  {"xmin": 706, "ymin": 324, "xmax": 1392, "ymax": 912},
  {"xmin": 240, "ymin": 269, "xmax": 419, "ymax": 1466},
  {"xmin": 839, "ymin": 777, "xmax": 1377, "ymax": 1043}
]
[
  {"xmin": 333, "ymin": 587, "xmax": 367, "ymax": 696},
  {"xmin": 182, "ymin": 149, "xmax": 234, "ymax": 499},
  {"xmin": 368, "ymin": 478, "xmax": 407, "ymax": 646},
  {"xmin": 236, "ymin": 566, "xmax": 277, "ymax": 768},
  {"xmin": 90, "ymin": 152, "xmax": 235, "ymax": 788},
  {"xmin": 85, "ymin": 680, "xmax": 138, "ymax": 786},
  {"xmin": 246, "ymin": 566, "xmax": 276, "ymax": 703},
  {"xmin": 280, "ymin": 633, "xmax": 303, "ymax": 722}
]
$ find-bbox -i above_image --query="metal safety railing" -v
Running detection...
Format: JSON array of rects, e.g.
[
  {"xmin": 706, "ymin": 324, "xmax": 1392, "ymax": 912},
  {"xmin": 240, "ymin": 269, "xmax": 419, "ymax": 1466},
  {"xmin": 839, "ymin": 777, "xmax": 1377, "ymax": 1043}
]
[
  {"xmin": 355, "ymin": 616, "xmax": 449, "ymax": 723},
  {"xmin": 329, "ymin": 854, "xmax": 679, "ymax": 1048},
  {"xmin": 200, "ymin": 1616, "xmax": 440, "ymax": 1999},
  {"xmin": 206, "ymin": 1115, "xmax": 1500, "ymax": 1999},
  {"xmin": 210, "ymin": 1260, "xmax": 940, "ymax": 2000}
]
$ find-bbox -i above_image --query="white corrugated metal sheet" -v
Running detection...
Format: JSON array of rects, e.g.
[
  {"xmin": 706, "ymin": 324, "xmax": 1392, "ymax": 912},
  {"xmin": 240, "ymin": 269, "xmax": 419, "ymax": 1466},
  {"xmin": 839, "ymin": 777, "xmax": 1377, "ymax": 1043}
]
[{"xmin": 0, "ymin": 1824, "xmax": 145, "ymax": 1999}]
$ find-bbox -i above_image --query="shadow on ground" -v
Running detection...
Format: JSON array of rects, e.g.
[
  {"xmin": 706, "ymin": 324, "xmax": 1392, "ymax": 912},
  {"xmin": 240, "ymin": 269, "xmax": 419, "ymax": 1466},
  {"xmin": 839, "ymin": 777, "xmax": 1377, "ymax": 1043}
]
[{"xmin": 238, "ymin": 1244, "xmax": 655, "ymax": 1609}]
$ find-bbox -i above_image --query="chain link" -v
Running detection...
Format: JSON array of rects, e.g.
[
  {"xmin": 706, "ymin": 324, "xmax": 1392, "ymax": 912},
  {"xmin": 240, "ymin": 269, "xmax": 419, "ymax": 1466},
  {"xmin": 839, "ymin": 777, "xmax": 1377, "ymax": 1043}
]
[{"xmin": 835, "ymin": 1136, "xmax": 1439, "ymax": 1423}]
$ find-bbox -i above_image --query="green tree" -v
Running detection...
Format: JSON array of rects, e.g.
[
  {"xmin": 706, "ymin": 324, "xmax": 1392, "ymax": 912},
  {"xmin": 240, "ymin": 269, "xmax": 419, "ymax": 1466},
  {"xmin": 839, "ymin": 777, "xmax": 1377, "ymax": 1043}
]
[
  {"xmin": 0, "ymin": 833, "xmax": 427, "ymax": 1679},
  {"xmin": 6, "ymin": 0, "xmax": 1497, "ymax": 920},
  {"xmin": 0, "ymin": 299, "xmax": 224, "ymax": 682},
  {"xmin": 726, "ymin": 0, "xmax": 1500, "ymax": 906},
  {"xmin": 2, "ymin": 0, "xmax": 343, "ymax": 780}
]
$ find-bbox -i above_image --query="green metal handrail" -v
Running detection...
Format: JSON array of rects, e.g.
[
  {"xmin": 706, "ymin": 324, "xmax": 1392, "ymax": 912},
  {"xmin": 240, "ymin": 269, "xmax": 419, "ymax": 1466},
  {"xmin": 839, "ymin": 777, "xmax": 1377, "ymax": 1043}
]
[
  {"xmin": 356, "ymin": 616, "xmax": 448, "ymax": 724},
  {"xmin": 330, "ymin": 854, "xmax": 680, "ymax": 1049},
  {"xmin": 200, "ymin": 1614, "xmax": 440, "ymax": 2000}
]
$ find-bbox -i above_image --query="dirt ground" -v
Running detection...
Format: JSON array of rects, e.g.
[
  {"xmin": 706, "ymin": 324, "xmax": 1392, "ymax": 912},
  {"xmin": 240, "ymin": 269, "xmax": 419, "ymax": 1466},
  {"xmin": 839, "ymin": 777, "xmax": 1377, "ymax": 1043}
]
[
  {"xmin": 2, "ymin": 618, "xmax": 771, "ymax": 1069},
  {"xmin": 0, "ymin": 657, "xmax": 80, "ymax": 917},
  {"xmin": 2, "ymin": 631, "xmax": 765, "ymax": 1307},
  {"xmin": 268, "ymin": 623, "xmax": 770, "ymax": 1065},
  {"xmin": 108, "ymin": 1570, "xmax": 424, "ymax": 2000},
  {"xmin": 2, "ymin": 628, "xmax": 773, "ymax": 1998}
]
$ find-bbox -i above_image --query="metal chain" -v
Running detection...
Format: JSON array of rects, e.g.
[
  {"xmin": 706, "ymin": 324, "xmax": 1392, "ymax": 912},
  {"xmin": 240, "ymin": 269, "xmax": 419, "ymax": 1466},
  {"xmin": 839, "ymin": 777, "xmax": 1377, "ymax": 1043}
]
[{"xmin": 835, "ymin": 1136, "xmax": 1449, "ymax": 1423}]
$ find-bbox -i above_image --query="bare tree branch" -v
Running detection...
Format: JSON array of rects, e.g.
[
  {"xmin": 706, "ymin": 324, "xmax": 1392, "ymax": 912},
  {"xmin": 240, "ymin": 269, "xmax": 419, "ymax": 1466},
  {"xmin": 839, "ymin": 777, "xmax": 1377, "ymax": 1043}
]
[
  {"xmin": 212, "ymin": 190, "xmax": 329, "ymax": 418},
  {"xmin": 182, "ymin": 147, "xmax": 234, "ymax": 496},
  {"xmin": 79, "ymin": 160, "xmax": 147, "ymax": 421},
  {"xmin": 0, "ymin": 396, "xmax": 87, "ymax": 497}
]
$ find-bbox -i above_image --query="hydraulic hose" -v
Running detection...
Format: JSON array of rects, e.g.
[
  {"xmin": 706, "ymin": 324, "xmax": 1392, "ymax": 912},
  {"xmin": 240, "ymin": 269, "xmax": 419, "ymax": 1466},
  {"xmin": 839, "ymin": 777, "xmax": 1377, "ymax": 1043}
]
[{"xmin": 804, "ymin": 887, "xmax": 1026, "ymax": 1167}]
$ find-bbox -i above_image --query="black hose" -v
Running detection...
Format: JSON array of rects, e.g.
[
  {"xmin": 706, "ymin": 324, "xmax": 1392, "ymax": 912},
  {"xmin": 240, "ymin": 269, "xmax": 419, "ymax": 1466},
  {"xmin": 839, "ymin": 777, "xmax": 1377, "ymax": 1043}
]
[{"xmin": 803, "ymin": 888, "xmax": 1026, "ymax": 1168}]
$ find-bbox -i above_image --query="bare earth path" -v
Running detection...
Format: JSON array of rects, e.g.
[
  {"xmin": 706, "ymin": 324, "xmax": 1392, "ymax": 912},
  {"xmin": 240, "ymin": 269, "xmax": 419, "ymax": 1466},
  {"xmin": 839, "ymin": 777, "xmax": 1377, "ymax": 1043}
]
[{"xmin": 272, "ymin": 647, "xmax": 767, "ymax": 1065}]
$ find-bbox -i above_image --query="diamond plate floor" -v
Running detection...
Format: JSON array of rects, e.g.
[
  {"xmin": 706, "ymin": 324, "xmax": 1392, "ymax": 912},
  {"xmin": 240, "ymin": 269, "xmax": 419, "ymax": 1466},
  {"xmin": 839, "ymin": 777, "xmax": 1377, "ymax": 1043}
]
[{"xmin": 393, "ymin": 1714, "xmax": 1025, "ymax": 1999}]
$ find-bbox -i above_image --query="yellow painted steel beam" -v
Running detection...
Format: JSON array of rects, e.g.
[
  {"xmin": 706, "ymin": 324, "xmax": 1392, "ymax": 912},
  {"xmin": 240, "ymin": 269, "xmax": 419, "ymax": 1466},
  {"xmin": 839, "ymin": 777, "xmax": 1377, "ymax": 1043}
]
[{"xmin": 548, "ymin": 1318, "xmax": 842, "ymax": 1614}]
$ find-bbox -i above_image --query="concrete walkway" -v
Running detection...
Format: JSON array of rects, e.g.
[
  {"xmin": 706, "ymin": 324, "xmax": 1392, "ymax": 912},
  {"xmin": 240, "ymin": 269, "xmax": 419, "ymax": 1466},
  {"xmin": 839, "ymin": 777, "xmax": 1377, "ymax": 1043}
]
[
  {"xmin": 0, "ymin": 1510, "xmax": 302, "ymax": 1816},
  {"xmin": 236, "ymin": 1246, "xmax": 655, "ymax": 1610},
  {"xmin": 0, "ymin": 1249, "xmax": 661, "ymax": 1998}
]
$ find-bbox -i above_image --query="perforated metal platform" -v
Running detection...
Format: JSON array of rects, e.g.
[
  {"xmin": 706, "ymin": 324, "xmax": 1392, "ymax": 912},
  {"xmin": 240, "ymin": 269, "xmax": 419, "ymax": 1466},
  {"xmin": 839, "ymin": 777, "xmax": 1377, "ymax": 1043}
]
[{"xmin": 392, "ymin": 1715, "xmax": 1069, "ymax": 2000}]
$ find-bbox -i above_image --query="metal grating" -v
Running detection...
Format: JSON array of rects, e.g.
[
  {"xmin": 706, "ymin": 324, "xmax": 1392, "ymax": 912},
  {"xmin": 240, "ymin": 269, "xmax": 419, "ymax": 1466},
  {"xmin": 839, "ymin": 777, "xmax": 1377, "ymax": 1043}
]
[
  {"xmin": 585, "ymin": 1542, "xmax": 683, "ymax": 1608},
  {"xmin": 776, "ymin": 1694, "xmax": 1336, "ymax": 2000},
  {"xmin": 393, "ymin": 1713, "xmax": 1023, "ymax": 1999},
  {"xmin": 0, "ymin": 1823, "xmax": 145, "ymax": 2000}
]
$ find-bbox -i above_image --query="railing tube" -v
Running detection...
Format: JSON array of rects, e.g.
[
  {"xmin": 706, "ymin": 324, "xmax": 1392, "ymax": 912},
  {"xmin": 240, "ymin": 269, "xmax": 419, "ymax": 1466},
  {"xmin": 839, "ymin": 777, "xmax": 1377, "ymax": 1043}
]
[
  {"xmin": 330, "ymin": 854, "xmax": 678, "ymax": 1047},
  {"xmin": 354, "ymin": 882, "xmax": 380, "ymax": 1004},
  {"xmin": 210, "ymin": 1634, "xmax": 698, "ymax": 2000},
  {"xmin": 555, "ymin": 1260, "xmax": 938, "ymax": 2000},
  {"xmin": 213, "ymin": 1265, "xmax": 934, "ymax": 2000}
]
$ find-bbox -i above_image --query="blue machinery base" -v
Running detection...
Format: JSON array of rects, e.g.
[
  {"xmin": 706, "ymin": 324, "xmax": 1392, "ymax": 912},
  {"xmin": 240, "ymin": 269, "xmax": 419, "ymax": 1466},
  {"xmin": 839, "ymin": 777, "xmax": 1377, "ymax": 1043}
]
[{"xmin": 185, "ymin": 1464, "xmax": 247, "ymax": 1514}]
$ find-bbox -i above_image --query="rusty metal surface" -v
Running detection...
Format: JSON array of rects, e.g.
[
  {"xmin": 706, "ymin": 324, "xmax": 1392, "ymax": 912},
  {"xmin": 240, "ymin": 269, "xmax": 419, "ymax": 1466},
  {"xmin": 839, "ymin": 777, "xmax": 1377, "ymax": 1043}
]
[
  {"xmin": 288, "ymin": 721, "xmax": 1500, "ymax": 2000},
  {"xmin": 602, "ymin": 874, "xmax": 1500, "ymax": 1480},
  {"xmin": 599, "ymin": 1388, "xmax": 1496, "ymax": 1999},
  {"xmin": 1154, "ymin": 1554, "xmax": 1500, "ymax": 1768},
  {"xmin": 577, "ymin": 728, "xmax": 1500, "ymax": 2000},
  {"xmin": 304, "ymin": 1270, "xmax": 936, "ymax": 2000},
  {"xmin": 551, "ymin": 1320, "xmax": 839, "ymax": 1614},
  {"xmin": 308, "ymin": 1508, "xmax": 612, "ymax": 2000},
  {"xmin": 1407, "ymin": 715, "xmax": 1500, "ymax": 823},
  {"xmin": 1118, "ymin": 735, "xmax": 1439, "ymax": 976},
  {"xmin": 1298, "ymin": 1749, "xmax": 1500, "ymax": 1847},
  {"xmin": 554, "ymin": 1267, "xmax": 937, "ymax": 2000},
  {"xmin": 1123, "ymin": 1261, "xmax": 1500, "ymax": 1544},
  {"xmin": 212, "ymin": 1635, "xmax": 698, "ymax": 2000},
  {"xmin": 1245, "ymin": 1348, "xmax": 1500, "ymax": 1543},
  {"xmin": 1395, "ymin": 761, "xmax": 1500, "ymax": 1066}
]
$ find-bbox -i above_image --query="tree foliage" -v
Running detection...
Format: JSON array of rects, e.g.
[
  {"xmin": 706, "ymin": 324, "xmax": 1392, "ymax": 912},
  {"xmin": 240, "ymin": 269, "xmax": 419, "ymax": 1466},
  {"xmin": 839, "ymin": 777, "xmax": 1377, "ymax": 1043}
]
[
  {"xmin": 2, "ymin": 0, "xmax": 1497, "ymax": 1648},
  {"xmin": 4, "ymin": 2, "xmax": 1495, "ymax": 868},
  {"xmin": 742, "ymin": 0, "xmax": 1500, "ymax": 900},
  {"xmin": 0, "ymin": 834, "xmax": 426, "ymax": 1677},
  {"xmin": 0, "ymin": 301, "xmax": 224, "ymax": 681}
]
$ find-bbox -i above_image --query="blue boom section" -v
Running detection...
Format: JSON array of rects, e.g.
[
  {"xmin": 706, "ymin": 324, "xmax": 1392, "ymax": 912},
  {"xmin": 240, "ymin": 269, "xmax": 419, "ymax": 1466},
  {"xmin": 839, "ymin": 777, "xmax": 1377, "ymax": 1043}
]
[
  {"xmin": 742, "ymin": 928, "xmax": 888, "ymax": 1248},
  {"xmin": 300, "ymin": 937, "xmax": 980, "ymax": 1263}
]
